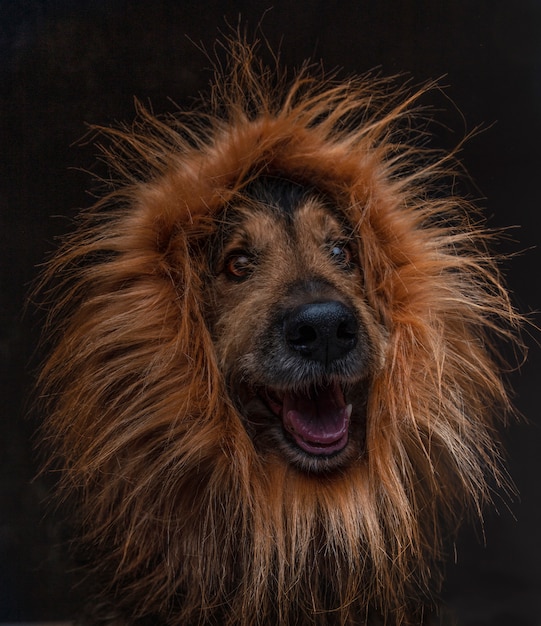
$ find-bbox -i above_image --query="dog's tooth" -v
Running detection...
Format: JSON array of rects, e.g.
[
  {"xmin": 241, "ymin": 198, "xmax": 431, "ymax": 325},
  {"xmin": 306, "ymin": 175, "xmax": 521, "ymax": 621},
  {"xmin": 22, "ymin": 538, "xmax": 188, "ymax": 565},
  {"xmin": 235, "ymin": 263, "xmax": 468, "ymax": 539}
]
[{"xmin": 346, "ymin": 404, "xmax": 353, "ymax": 419}]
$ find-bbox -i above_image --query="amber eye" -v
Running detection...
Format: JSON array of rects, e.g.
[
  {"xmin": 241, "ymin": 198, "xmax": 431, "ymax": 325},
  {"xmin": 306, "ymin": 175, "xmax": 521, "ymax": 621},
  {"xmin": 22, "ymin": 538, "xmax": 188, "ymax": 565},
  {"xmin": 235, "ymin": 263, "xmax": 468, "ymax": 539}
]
[
  {"xmin": 224, "ymin": 252, "xmax": 255, "ymax": 281},
  {"xmin": 329, "ymin": 242, "xmax": 353, "ymax": 268}
]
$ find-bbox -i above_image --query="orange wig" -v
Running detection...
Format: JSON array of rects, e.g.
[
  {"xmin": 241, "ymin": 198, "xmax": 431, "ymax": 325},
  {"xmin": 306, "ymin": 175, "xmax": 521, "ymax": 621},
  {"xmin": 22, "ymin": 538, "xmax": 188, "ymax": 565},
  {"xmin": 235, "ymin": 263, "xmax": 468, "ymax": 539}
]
[{"xmin": 36, "ymin": 39, "xmax": 521, "ymax": 625}]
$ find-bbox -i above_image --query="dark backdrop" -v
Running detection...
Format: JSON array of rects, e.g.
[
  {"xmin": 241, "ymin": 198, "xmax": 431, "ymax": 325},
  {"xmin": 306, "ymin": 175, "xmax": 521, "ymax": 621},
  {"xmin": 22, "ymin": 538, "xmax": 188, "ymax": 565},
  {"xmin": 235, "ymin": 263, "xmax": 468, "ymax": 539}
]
[{"xmin": 1, "ymin": 1, "xmax": 539, "ymax": 624}]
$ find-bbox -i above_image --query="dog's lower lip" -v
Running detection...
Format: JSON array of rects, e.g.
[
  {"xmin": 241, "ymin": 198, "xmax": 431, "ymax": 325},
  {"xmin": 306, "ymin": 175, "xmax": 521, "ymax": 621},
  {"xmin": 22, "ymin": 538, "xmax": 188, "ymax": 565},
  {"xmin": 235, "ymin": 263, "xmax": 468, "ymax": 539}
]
[{"xmin": 263, "ymin": 383, "xmax": 352, "ymax": 456}]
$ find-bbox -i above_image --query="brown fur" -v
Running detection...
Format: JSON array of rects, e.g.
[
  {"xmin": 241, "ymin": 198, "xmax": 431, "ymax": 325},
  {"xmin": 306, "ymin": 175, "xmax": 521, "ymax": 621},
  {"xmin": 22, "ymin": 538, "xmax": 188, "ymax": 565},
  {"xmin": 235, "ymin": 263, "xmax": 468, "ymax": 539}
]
[{"xmin": 36, "ymin": 39, "xmax": 522, "ymax": 625}]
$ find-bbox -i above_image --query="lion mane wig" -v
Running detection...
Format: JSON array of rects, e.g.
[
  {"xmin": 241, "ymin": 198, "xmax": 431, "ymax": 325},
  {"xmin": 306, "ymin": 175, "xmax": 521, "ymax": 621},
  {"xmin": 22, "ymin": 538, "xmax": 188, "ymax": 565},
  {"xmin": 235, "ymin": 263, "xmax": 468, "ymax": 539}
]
[{"xmin": 36, "ymin": 39, "xmax": 521, "ymax": 625}]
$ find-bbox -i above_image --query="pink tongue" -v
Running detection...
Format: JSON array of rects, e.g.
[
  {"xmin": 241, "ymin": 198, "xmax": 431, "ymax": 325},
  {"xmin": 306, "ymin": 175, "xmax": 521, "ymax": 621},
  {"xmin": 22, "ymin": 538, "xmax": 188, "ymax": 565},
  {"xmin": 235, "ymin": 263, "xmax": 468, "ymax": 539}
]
[{"xmin": 282, "ymin": 382, "xmax": 351, "ymax": 455}]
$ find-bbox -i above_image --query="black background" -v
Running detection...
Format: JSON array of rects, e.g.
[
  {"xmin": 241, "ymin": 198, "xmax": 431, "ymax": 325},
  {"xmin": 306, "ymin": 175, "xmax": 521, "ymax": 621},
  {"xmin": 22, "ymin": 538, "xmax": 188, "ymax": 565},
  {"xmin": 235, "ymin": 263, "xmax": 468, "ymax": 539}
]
[{"xmin": 1, "ymin": 1, "xmax": 539, "ymax": 624}]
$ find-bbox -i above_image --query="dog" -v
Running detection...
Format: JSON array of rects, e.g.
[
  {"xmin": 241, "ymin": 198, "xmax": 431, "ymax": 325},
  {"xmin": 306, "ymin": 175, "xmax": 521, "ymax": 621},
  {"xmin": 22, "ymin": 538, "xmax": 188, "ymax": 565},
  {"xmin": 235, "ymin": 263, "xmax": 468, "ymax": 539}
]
[{"xmin": 36, "ymin": 39, "xmax": 521, "ymax": 625}]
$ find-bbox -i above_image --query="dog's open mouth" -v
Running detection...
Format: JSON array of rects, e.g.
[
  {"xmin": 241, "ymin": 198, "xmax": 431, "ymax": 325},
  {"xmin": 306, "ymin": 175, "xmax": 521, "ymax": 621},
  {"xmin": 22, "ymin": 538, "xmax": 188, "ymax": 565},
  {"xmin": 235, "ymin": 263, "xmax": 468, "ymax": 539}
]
[{"xmin": 263, "ymin": 382, "xmax": 352, "ymax": 456}]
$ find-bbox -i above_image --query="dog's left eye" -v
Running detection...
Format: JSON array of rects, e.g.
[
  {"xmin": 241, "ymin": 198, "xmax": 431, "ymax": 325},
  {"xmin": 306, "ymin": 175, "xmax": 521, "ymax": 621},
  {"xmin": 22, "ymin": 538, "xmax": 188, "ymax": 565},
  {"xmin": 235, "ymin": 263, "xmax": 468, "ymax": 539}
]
[
  {"xmin": 329, "ymin": 242, "xmax": 353, "ymax": 268},
  {"xmin": 224, "ymin": 252, "xmax": 255, "ymax": 281}
]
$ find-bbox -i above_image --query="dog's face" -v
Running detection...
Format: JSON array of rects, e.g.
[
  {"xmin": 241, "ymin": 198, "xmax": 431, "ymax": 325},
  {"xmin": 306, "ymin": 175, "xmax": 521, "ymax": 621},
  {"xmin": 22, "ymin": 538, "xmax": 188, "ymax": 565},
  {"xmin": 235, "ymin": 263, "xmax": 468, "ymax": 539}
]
[{"xmin": 206, "ymin": 178, "xmax": 386, "ymax": 473}]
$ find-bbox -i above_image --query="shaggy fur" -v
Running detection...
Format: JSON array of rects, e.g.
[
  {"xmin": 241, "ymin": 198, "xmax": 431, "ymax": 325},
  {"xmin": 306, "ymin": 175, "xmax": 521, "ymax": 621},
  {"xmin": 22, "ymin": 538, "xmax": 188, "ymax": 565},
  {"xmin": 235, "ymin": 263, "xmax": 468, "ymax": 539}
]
[{"xmin": 36, "ymin": 39, "xmax": 521, "ymax": 625}]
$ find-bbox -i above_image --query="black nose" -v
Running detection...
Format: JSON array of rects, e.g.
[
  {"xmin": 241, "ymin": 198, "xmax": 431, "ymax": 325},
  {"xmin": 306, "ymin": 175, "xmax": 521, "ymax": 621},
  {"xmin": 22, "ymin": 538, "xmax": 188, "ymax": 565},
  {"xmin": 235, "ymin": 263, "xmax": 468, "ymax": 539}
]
[{"xmin": 284, "ymin": 300, "xmax": 358, "ymax": 363}]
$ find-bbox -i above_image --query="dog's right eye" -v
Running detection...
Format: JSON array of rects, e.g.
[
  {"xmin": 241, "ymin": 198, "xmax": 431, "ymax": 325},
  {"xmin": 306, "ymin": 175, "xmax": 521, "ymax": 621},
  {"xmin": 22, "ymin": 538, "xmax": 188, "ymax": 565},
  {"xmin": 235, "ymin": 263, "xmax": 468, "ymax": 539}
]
[{"xmin": 223, "ymin": 252, "xmax": 255, "ymax": 281}]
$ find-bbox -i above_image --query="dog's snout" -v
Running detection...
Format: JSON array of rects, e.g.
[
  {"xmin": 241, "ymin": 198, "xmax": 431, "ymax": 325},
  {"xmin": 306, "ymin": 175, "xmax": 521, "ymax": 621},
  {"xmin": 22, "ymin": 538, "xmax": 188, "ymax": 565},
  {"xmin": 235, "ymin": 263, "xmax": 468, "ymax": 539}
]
[{"xmin": 284, "ymin": 300, "xmax": 358, "ymax": 363}]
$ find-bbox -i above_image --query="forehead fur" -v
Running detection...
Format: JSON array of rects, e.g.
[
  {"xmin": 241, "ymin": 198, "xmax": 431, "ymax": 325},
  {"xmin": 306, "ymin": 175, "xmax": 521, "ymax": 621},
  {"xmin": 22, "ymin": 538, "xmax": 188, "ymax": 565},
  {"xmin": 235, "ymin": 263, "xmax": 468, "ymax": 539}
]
[{"xmin": 219, "ymin": 177, "xmax": 350, "ymax": 247}]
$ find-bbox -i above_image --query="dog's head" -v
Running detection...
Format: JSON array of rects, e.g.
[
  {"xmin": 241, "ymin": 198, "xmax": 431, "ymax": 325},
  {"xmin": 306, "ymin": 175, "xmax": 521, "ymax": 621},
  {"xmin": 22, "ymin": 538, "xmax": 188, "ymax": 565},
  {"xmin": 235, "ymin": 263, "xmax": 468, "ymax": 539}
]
[
  {"xmin": 36, "ymin": 41, "xmax": 522, "ymax": 625},
  {"xmin": 206, "ymin": 177, "xmax": 386, "ymax": 473}
]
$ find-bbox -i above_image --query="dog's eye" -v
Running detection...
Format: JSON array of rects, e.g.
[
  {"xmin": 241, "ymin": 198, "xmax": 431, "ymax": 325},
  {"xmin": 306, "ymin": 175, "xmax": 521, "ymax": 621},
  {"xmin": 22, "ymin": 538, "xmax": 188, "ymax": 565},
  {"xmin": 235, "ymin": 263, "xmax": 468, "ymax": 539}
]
[
  {"xmin": 224, "ymin": 252, "xmax": 255, "ymax": 281},
  {"xmin": 329, "ymin": 242, "xmax": 353, "ymax": 269}
]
